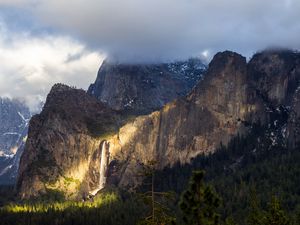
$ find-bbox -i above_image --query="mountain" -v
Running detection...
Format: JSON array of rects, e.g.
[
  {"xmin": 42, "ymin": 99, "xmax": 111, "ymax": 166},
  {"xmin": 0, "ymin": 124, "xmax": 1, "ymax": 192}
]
[
  {"xmin": 17, "ymin": 84, "xmax": 122, "ymax": 198},
  {"xmin": 16, "ymin": 50, "xmax": 300, "ymax": 200},
  {"xmin": 0, "ymin": 98, "xmax": 31, "ymax": 185},
  {"xmin": 88, "ymin": 58, "xmax": 206, "ymax": 114}
]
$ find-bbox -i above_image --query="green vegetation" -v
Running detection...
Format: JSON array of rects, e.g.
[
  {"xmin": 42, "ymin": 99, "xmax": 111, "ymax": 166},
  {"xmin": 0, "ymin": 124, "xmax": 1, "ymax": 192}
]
[
  {"xmin": 154, "ymin": 121, "xmax": 300, "ymax": 224},
  {"xmin": 247, "ymin": 194, "xmax": 292, "ymax": 225},
  {"xmin": 179, "ymin": 171, "xmax": 221, "ymax": 225},
  {"xmin": 85, "ymin": 114, "xmax": 119, "ymax": 138},
  {"xmin": 39, "ymin": 188, "xmax": 66, "ymax": 202},
  {"xmin": 1, "ymin": 119, "xmax": 300, "ymax": 224},
  {"xmin": 1, "ymin": 160, "xmax": 299, "ymax": 225},
  {"xmin": 61, "ymin": 176, "xmax": 81, "ymax": 191},
  {"xmin": 137, "ymin": 160, "xmax": 176, "ymax": 225},
  {"xmin": 0, "ymin": 192, "xmax": 145, "ymax": 225}
]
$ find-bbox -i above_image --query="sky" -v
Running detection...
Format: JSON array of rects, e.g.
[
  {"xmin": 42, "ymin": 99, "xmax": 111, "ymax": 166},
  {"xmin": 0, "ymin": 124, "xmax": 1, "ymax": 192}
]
[{"xmin": 0, "ymin": 0, "xmax": 299, "ymax": 111}]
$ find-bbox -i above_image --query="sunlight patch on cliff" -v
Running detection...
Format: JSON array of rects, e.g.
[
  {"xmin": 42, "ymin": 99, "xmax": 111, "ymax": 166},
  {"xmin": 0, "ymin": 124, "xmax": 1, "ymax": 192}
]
[
  {"xmin": 162, "ymin": 101, "xmax": 177, "ymax": 113},
  {"xmin": 118, "ymin": 123, "xmax": 139, "ymax": 147}
]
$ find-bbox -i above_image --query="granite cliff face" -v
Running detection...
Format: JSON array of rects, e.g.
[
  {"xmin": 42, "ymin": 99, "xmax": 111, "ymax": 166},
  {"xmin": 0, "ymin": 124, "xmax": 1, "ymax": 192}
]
[
  {"xmin": 107, "ymin": 51, "xmax": 259, "ymax": 188},
  {"xmin": 247, "ymin": 50, "xmax": 300, "ymax": 148},
  {"xmin": 0, "ymin": 98, "xmax": 31, "ymax": 184},
  {"xmin": 88, "ymin": 58, "xmax": 206, "ymax": 114},
  {"xmin": 17, "ymin": 50, "xmax": 300, "ymax": 199},
  {"xmin": 17, "ymin": 84, "xmax": 121, "ymax": 198}
]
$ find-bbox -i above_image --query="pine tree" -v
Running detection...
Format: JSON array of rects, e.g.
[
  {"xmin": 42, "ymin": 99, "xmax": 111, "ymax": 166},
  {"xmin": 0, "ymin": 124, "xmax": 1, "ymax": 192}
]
[
  {"xmin": 264, "ymin": 196, "xmax": 290, "ymax": 225},
  {"xmin": 179, "ymin": 170, "xmax": 221, "ymax": 225},
  {"xmin": 247, "ymin": 189, "xmax": 265, "ymax": 225},
  {"xmin": 247, "ymin": 194, "xmax": 291, "ymax": 225},
  {"xmin": 138, "ymin": 160, "xmax": 176, "ymax": 225}
]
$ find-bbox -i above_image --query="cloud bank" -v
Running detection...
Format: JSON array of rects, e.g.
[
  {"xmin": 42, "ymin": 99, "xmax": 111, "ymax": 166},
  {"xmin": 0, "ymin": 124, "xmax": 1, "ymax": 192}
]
[
  {"xmin": 4, "ymin": 0, "xmax": 299, "ymax": 62},
  {"xmin": 0, "ymin": 0, "xmax": 299, "ymax": 109},
  {"xmin": 0, "ymin": 19, "xmax": 103, "ymax": 111}
]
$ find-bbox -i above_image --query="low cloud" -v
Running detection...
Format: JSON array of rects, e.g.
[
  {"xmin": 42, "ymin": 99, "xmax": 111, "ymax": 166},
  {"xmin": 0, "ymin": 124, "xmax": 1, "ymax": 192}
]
[
  {"xmin": 0, "ymin": 20, "xmax": 103, "ymax": 111},
  {"xmin": 0, "ymin": 0, "xmax": 300, "ymax": 110},
  {"xmin": 2, "ymin": 0, "xmax": 298, "ymax": 62}
]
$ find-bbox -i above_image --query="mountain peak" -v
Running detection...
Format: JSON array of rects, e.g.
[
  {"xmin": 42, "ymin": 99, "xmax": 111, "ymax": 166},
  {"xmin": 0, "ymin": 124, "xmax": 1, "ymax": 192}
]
[
  {"xmin": 208, "ymin": 51, "xmax": 246, "ymax": 72},
  {"xmin": 50, "ymin": 83, "xmax": 77, "ymax": 93},
  {"xmin": 88, "ymin": 58, "xmax": 207, "ymax": 114}
]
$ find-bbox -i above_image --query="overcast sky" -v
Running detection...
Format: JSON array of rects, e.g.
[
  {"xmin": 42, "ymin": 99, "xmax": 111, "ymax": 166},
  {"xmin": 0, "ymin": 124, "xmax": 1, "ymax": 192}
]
[{"xmin": 0, "ymin": 0, "xmax": 299, "ymax": 110}]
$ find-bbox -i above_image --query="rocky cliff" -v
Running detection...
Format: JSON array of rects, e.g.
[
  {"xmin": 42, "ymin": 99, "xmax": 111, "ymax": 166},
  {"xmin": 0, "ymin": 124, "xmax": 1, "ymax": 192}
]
[
  {"xmin": 248, "ymin": 50, "xmax": 300, "ymax": 148},
  {"xmin": 0, "ymin": 98, "xmax": 31, "ymax": 184},
  {"xmin": 88, "ymin": 58, "xmax": 206, "ymax": 114},
  {"xmin": 17, "ymin": 50, "xmax": 300, "ymax": 199},
  {"xmin": 17, "ymin": 84, "xmax": 122, "ymax": 198}
]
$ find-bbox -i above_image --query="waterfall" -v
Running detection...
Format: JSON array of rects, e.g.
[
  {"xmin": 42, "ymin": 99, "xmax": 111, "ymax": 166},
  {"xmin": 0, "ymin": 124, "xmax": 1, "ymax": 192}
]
[
  {"xmin": 89, "ymin": 140, "xmax": 110, "ymax": 196},
  {"xmin": 99, "ymin": 140, "xmax": 110, "ymax": 190}
]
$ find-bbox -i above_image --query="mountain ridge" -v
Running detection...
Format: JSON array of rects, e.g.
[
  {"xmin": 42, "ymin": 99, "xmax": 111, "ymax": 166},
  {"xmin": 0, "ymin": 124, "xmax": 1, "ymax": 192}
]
[
  {"xmin": 17, "ymin": 49, "xmax": 300, "ymax": 199},
  {"xmin": 88, "ymin": 58, "xmax": 206, "ymax": 114}
]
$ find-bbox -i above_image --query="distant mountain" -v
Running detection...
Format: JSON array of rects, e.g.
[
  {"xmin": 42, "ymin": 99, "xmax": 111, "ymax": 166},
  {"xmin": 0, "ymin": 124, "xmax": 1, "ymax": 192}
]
[
  {"xmin": 88, "ymin": 58, "xmax": 207, "ymax": 114},
  {"xmin": 0, "ymin": 98, "xmax": 31, "ymax": 185}
]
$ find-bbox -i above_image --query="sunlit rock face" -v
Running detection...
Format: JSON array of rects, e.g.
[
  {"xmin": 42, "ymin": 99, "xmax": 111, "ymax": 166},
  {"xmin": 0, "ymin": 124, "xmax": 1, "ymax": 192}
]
[
  {"xmin": 0, "ymin": 98, "xmax": 31, "ymax": 184},
  {"xmin": 88, "ymin": 58, "xmax": 207, "ymax": 114},
  {"xmin": 107, "ymin": 51, "xmax": 260, "ymax": 188},
  {"xmin": 108, "ymin": 50, "xmax": 300, "ymax": 188},
  {"xmin": 17, "ymin": 84, "xmax": 121, "ymax": 199},
  {"xmin": 17, "ymin": 50, "xmax": 300, "ymax": 199}
]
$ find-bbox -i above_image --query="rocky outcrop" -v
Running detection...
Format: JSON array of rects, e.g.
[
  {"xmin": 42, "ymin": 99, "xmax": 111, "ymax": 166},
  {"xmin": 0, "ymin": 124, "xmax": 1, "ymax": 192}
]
[
  {"xmin": 248, "ymin": 50, "xmax": 300, "ymax": 105},
  {"xmin": 0, "ymin": 98, "xmax": 31, "ymax": 184},
  {"xmin": 17, "ymin": 50, "xmax": 300, "ymax": 199},
  {"xmin": 247, "ymin": 50, "xmax": 300, "ymax": 148},
  {"xmin": 88, "ymin": 58, "xmax": 206, "ymax": 114},
  {"xmin": 17, "ymin": 84, "xmax": 121, "ymax": 199}
]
